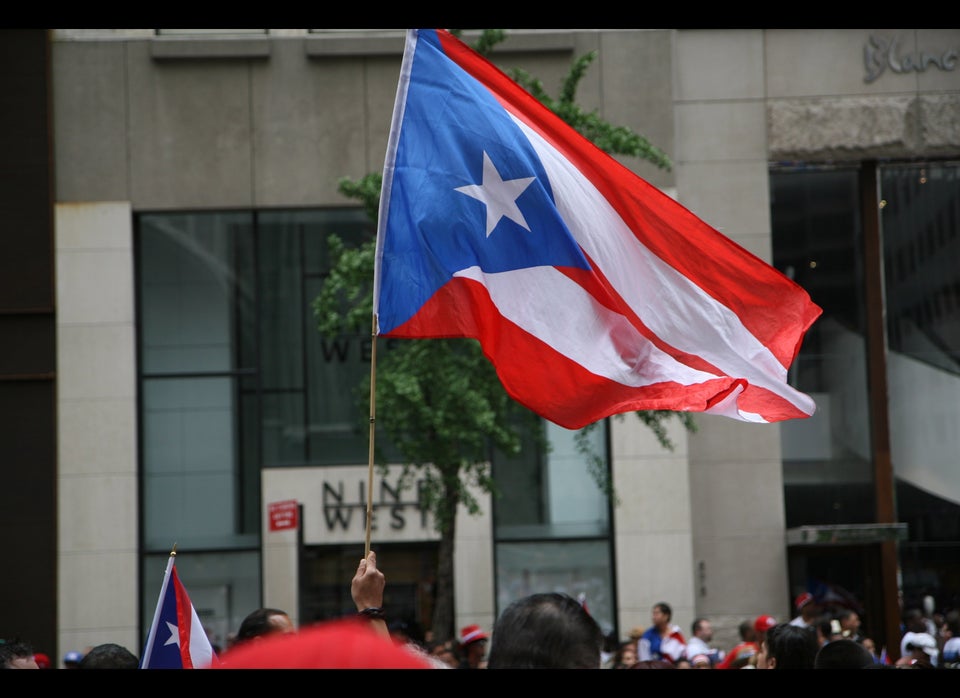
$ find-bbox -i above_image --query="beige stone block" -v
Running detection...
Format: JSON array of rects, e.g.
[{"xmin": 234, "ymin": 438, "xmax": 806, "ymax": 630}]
[
  {"xmin": 59, "ymin": 474, "xmax": 137, "ymax": 553},
  {"xmin": 675, "ymin": 30, "xmax": 764, "ymax": 101},
  {"xmin": 612, "ymin": 456, "xmax": 691, "ymax": 535},
  {"xmin": 675, "ymin": 101, "xmax": 767, "ymax": 163},
  {"xmin": 53, "ymin": 42, "xmax": 130, "ymax": 203},
  {"xmin": 56, "ymin": 249, "xmax": 134, "ymax": 325},
  {"xmin": 59, "ymin": 551, "xmax": 138, "ymax": 630},
  {"xmin": 611, "ymin": 414, "xmax": 690, "ymax": 460},
  {"xmin": 689, "ymin": 459, "xmax": 785, "ymax": 535},
  {"xmin": 675, "ymin": 160, "xmax": 772, "ymax": 237},
  {"xmin": 55, "ymin": 202, "xmax": 132, "ymax": 250},
  {"xmin": 58, "ymin": 399, "xmax": 137, "ymax": 476},
  {"xmin": 691, "ymin": 535, "xmax": 790, "ymax": 620},
  {"xmin": 57, "ymin": 325, "xmax": 136, "ymax": 400},
  {"xmin": 615, "ymin": 531, "xmax": 695, "ymax": 608},
  {"xmin": 252, "ymin": 39, "xmax": 372, "ymax": 207},
  {"xmin": 689, "ymin": 414, "xmax": 783, "ymax": 463},
  {"xmin": 126, "ymin": 41, "xmax": 254, "ymax": 209}
]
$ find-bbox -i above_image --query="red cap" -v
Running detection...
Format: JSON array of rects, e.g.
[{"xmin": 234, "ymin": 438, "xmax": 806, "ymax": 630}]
[
  {"xmin": 33, "ymin": 653, "xmax": 51, "ymax": 669},
  {"xmin": 215, "ymin": 618, "xmax": 436, "ymax": 669},
  {"xmin": 754, "ymin": 615, "xmax": 777, "ymax": 633},
  {"xmin": 795, "ymin": 592, "xmax": 815, "ymax": 610},
  {"xmin": 459, "ymin": 624, "xmax": 489, "ymax": 646}
]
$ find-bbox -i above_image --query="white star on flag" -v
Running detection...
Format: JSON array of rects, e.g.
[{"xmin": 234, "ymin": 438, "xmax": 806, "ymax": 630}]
[
  {"xmin": 455, "ymin": 151, "xmax": 535, "ymax": 236},
  {"xmin": 163, "ymin": 621, "xmax": 179, "ymax": 647}
]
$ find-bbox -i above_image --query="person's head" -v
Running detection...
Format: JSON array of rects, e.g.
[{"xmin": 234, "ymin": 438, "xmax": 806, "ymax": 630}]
[
  {"xmin": 78, "ymin": 643, "xmax": 139, "ymax": 669},
  {"xmin": 814, "ymin": 614, "xmax": 835, "ymax": 645},
  {"xmin": 486, "ymin": 592, "xmax": 603, "ymax": 669},
  {"xmin": 691, "ymin": 617, "xmax": 713, "ymax": 641},
  {"xmin": 236, "ymin": 607, "xmax": 295, "ymax": 644},
  {"xmin": 33, "ymin": 652, "xmax": 51, "ymax": 669},
  {"xmin": 430, "ymin": 640, "xmax": 459, "ymax": 669},
  {"xmin": 724, "ymin": 642, "xmax": 758, "ymax": 669},
  {"xmin": 690, "ymin": 653, "xmax": 713, "ymax": 668},
  {"xmin": 861, "ymin": 637, "xmax": 877, "ymax": 656},
  {"xmin": 902, "ymin": 631, "xmax": 938, "ymax": 667},
  {"xmin": 795, "ymin": 591, "xmax": 819, "ymax": 620},
  {"xmin": 458, "ymin": 624, "xmax": 489, "ymax": 668},
  {"xmin": 651, "ymin": 602, "xmax": 673, "ymax": 629},
  {"xmin": 762, "ymin": 622, "xmax": 819, "ymax": 670},
  {"xmin": 63, "ymin": 649, "xmax": 84, "ymax": 668},
  {"xmin": 753, "ymin": 614, "xmax": 777, "ymax": 646},
  {"xmin": 738, "ymin": 618, "xmax": 757, "ymax": 642},
  {"xmin": 0, "ymin": 641, "xmax": 40, "ymax": 669},
  {"xmin": 615, "ymin": 640, "xmax": 637, "ymax": 668},
  {"xmin": 629, "ymin": 659, "xmax": 676, "ymax": 669},
  {"xmin": 837, "ymin": 608, "xmax": 861, "ymax": 636},
  {"xmin": 813, "ymin": 638, "xmax": 875, "ymax": 669},
  {"xmin": 902, "ymin": 607, "xmax": 928, "ymax": 633},
  {"xmin": 942, "ymin": 609, "xmax": 960, "ymax": 638}
]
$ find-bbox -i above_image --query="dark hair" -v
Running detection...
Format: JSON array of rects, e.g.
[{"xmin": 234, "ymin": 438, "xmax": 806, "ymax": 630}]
[
  {"xmin": 78, "ymin": 643, "xmax": 139, "ymax": 669},
  {"xmin": 814, "ymin": 638, "xmax": 875, "ymax": 669},
  {"xmin": 486, "ymin": 592, "xmax": 603, "ymax": 669},
  {"xmin": 944, "ymin": 609, "xmax": 960, "ymax": 636},
  {"xmin": 237, "ymin": 607, "xmax": 290, "ymax": 642},
  {"xmin": 691, "ymin": 617, "xmax": 707, "ymax": 635},
  {"xmin": 0, "ymin": 640, "xmax": 36, "ymax": 669},
  {"xmin": 815, "ymin": 614, "xmax": 835, "ymax": 640},
  {"xmin": 766, "ymin": 622, "xmax": 819, "ymax": 669},
  {"xmin": 629, "ymin": 659, "xmax": 676, "ymax": 669},
  {"xmin": 654, "ymin": 602, "xmax": 672, "ymax": 620}
]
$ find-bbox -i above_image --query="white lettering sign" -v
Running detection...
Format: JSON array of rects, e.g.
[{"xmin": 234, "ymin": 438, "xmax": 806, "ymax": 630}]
[{"xmin": 865, "ymin": 34, "xmax": 959, "ymax": 83}]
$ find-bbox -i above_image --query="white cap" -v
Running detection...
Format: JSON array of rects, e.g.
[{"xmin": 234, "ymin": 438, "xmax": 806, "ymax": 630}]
[{"xmin": 903, "ymin": 631, "xmax": 938, "ymax": 659}]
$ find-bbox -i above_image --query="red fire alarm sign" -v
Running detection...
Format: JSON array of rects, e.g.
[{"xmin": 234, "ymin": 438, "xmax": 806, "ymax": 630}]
[{"xmin": 268, "ymin": 499, "xmax": 299, "ymax": 532}]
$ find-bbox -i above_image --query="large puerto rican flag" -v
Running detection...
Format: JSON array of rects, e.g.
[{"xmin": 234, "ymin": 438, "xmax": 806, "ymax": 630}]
[
  {"xmin": 140, "ymin": 552, "xmax": 219, "ymax": 669},
  {"xmin": 374, "ymin": 29, "xmax": 822, "ymax": 430}
]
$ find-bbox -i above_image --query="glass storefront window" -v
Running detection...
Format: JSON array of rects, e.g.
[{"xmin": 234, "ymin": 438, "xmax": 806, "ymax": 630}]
[
  {"xmin": 771, "ymin": 166, "xmax": 876, "ymax": 525},
  {"xmin": 771, "ymin": 161, "xmax": 960, "ymax": 620},
  {"xmin": 492, "ymin": 419, "xmax": 614, "ymax": 633}
]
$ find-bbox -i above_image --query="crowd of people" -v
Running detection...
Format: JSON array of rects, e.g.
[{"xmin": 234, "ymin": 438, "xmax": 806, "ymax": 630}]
[
  {"xmin": 5, "ymin": 555, "xmax": 960, "ymax": 670},
  {"xmin": 599, "ymin": 592, "xmax": 960, "ymax": 670}
]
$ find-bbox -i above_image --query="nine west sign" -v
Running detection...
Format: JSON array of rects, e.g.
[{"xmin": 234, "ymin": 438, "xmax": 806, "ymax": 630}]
[
  {"xmin": 320, "ymin": 477, "xmax": 431, "ymax": 533},
  {"xmin": 279, "ymin": 467, "xmax": 444, "ymax": 546}
]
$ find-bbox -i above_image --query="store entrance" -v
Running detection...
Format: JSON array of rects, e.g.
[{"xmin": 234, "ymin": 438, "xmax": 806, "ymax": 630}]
[{"xmin": 299, "ymin": 541, "xmax": 439, "ymax": 639}]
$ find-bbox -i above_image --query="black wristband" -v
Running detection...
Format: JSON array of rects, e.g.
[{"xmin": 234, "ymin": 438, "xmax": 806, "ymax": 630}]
[{"xmin": 358, "ymin": 607, "xmax": 386, "ymax": 621}]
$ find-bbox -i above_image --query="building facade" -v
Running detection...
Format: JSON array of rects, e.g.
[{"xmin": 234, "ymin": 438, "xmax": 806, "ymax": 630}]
[{"xmin": 2, "ymin": 28, "xmax": 959, "ymax": 664}]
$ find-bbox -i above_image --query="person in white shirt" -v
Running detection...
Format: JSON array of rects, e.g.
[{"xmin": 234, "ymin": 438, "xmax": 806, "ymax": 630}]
[
  {"xmin": 789, "ymin": 592, "xmax": 819, "ymax": 628},
  {"xmin": 684, "ymin": 617, "xmax": 724, "ymax": 667}
]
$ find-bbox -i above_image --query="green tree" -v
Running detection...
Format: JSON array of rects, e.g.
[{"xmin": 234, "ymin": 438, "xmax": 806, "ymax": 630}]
[{"xmin": 313, "ymin": 29, "xmax": 695, "ymax": 642}]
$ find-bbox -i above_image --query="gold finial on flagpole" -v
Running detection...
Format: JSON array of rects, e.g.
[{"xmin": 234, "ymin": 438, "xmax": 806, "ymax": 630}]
[{"xmin": 170, "ymin": 543, "xmax": 177, "ymax": 558}]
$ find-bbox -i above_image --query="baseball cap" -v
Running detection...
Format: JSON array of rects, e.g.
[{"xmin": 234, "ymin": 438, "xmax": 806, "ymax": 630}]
[
  {"xmin": 754, "ymin": 615, "xmax": 777, "ymax": 633},
  {"xmin": 903, "ymin": 631, "xmax": 938, "ymax": 659},
  {"xmin": 459, "ymin": 624, "xmax": 489, "ymax": 646},
  {"xmin": 33, "ymin": 652, "xmax": 51, "ymax": 669},
  {"xmin": 794, "ymin": 592, "xmax": 815, "ymax": 610}
]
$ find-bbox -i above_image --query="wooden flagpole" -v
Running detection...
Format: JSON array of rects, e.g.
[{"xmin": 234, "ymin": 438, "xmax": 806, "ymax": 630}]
[{"xmin": 364, "ymin": 313, "xmax": 378, "ymax": 558}]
